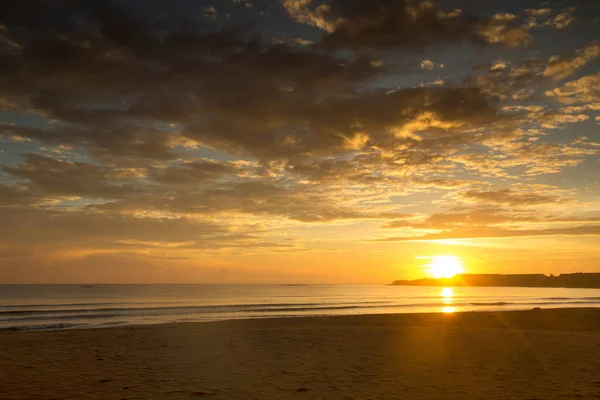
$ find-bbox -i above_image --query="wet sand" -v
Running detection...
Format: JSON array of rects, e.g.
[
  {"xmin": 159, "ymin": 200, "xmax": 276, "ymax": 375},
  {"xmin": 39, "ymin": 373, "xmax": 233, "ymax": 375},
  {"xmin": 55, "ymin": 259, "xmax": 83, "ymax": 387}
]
[{"xmin": 1, "ymin": 308, "xmax": 600, "ymax": 400}]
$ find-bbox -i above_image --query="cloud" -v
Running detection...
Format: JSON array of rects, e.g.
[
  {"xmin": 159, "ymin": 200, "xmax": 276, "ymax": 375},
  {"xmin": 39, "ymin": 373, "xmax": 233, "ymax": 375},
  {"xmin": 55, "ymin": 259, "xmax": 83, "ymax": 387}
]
[
  {"xmin": 0, "ymin": 184, "xmax": 61, "ymax": 207},
  {"xmin": 420, "ymin": 60, "xmax": 444, "ymax": 70},
  {"xmin": 543, "ymin": 42, "xmax": 600, "ymax": 81},
  {"xmin": 468, "ymin": 41, "xmax": 600, "ymax": 103},
  {"xmin": 284, "ymin": 0, "xmax": 530, "ymax": 50},
  {"xmin": 465, "ymin": 57, "xmax": 547, "ymax": 101},
  {"xmin": 282, "ymin": 0, "xmax": 337, "ymax": 31},
  {"xmin": 546, "ymin": 72, "xmax": 600, "ymax": 103},
  {"xmin": 460, "ymin": 189, "xmax": 568, "ymax": 206},
  {"xmin": 203, "ymin": 6, "xmax": 218, "ymax": 20},
  {"xmin": 484, "ymin": 60, "xmax": 510, "ymax": 72},
  {"xmin": 0, "ymin": 204, "xmax": 304, "ymax": 257},
  {"xmin": 477, "ymin": 16, "xmax": 531, "ymax": 48},
  {"xmin": 3, "ymin": 155, "xmax": 409, "ymax": 223},
  {"xmin": 0, "ymin": 206, "xmax": 227, "ymax": 247},
  {"xmin": 526, "ymin": 7, "xmax": 576, "ymax": 29},
  {"xmin": 0, "ymin": 1, "xmax": 385, "ymax": 163},
  {"xmin": 233, "ymin": 0, "xmax": 254, "ymax": 8},
  {"xmin": 421, "ymin": 209, "xmax": 537, "ymax": 226},
  {"xmin": 2, "ymin": 153, "xmax": 143, "ymax": 198},
  {"xmin": 147, "ymin": 160, "xmax": 241, "ymax": 185},
  {"xmin": 373, "ymin": 225, "xmax": 600, "ymax": 241},
  {"xmin": 526, "ymin": 9, "xmax": 552, "ymax": 17},
  {"xmin": 92, "ymin": 180, "xmax": 401, "ymax": 223},
  {"xmin": 380, "ymin": 208, "xmax": 600, "ymax": 230},
  {"xmin": 0, "ymin": 0, "xmax": 578, "ymax": 175},
  {"xmin": 559, "ymin": 103, "xmax": 600, "ymax": 113},
  {"xmin": 183, "ymin": 85, "xmax": 501, "ymax": 160}
]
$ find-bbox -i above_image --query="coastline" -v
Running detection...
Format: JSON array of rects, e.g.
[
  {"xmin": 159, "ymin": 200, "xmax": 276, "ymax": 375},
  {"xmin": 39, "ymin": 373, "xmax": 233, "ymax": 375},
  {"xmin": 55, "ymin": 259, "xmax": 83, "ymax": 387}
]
[
  {"xmin": 3, "ymin": 302, "xmax": 600, "ymax": 333},
  {"xmin": 2, "ymin": 308, "xmax": 599, "ymax": 399},
  {"xmin": 391, "ymin": 272, "xmax": 600, "ymax": 289},
  {"xmin": 3, "ymin": 284, "xmax": 600, "ymax": 332},
  {"xmin": 2, "ymin": 305, "xmax": 600, "ymax": 333}
]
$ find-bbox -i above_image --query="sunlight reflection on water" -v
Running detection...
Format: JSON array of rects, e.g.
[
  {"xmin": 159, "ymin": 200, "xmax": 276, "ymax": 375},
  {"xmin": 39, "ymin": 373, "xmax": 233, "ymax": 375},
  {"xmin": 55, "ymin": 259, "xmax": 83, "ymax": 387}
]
[{"xmin": 441, "ymin": 287, "xmax": 454, "ymax": 305}]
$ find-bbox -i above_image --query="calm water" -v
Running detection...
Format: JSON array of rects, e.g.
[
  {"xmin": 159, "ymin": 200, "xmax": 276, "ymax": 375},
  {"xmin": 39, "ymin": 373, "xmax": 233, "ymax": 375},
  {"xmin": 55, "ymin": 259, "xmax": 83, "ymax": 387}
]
[{"xmin": 1, "ymin": 284, "xmax": 600, "ymax": 331}]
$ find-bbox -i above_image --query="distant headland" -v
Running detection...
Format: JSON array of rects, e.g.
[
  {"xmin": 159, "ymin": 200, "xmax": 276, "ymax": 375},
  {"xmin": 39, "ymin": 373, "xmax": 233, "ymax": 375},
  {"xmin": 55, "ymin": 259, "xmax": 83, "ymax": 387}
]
[{"xmin": 392, "ymin": 273, "xmax": 600, "ymax": 289}]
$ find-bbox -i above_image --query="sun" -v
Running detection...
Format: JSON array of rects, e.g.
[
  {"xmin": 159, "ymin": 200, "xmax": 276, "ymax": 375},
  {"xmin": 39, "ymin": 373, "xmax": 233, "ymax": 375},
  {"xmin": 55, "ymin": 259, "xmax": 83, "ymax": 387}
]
[{"xmin": 428, "ymin": 256, "xmax": 465, "ymax": 279}]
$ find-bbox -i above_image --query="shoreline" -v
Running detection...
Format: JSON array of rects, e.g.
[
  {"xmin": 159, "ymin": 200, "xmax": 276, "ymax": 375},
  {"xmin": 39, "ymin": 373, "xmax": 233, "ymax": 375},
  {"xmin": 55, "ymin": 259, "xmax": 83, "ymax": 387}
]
[
  {"xmin": 3, "ymin": 305, "xmax": 600, "ymax": 333},
  {"xmin": 2, "ymin": 308, "xmax": 599, "ymax": 399}
]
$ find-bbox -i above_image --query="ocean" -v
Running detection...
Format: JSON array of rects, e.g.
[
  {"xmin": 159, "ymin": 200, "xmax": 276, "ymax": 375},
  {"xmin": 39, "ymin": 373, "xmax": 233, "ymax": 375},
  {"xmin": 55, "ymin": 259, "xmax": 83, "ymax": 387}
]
[{"xmin": 1, "ymin": 284, "xmax": 600, "ymax": 331}]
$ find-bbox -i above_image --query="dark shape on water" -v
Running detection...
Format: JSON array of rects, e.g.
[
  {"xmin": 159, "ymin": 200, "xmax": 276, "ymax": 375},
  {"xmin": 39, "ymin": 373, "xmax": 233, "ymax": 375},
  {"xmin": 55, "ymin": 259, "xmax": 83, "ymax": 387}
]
[
  {"xmin": 81, "ymin": 285, "xmax": 97, "ymax": 288},
  {"xmin": 192, "ymin": 391, "xmax": 215, "ymax": 397}
]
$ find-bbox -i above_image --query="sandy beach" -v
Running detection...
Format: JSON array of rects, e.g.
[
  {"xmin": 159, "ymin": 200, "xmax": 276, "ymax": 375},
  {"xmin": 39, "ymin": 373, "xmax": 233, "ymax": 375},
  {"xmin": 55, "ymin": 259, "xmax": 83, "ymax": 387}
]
[{"xmin": 1, "ymin": 308, "xmax": 600, "ymax": 400}]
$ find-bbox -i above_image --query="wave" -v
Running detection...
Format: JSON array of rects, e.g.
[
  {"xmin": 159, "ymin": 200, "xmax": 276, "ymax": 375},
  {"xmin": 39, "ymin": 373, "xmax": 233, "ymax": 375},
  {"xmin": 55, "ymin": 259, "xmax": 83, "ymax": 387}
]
[
  {"xmin": 470, "ymin": 300, "xmax": 600, "ymax": 307},
  {"xmin": 0, "ymin": 301, "xmax": 395, "ymax": 316},
  {"xmin": 541, "ymin": 297, "xmax": 600, "ymax": 301},
  {"xmin": 2, "ymin": 293, "xmax": 599, "ymax": 331},
  {"xmin": 0, "ymin": 302, "xmax": 398, "ymax": 322},
  {"xmin": 4, "ymin": 299, "xmax": 600, "ymax": 324},
  {"xmin": 0, "ymin": 323, "xmax": 84, "ymax": 332},
  {"xmin": 0, "ymin": 301, "xmax": 208, "ymax": 309},
  {"xmin": 4, "ymin": 296, "xmax": 598, "ymax": 311},
  {"xmin": 1, "ymin": 305, "xmax": 384, "ymax": 323}
]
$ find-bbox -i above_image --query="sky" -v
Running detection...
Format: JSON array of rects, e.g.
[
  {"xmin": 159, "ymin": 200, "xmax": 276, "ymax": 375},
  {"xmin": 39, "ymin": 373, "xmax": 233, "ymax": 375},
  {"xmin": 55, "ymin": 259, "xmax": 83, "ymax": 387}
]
[{"xmin": 1, "ymin": 0, "xmax": 600, "ymax": 284}]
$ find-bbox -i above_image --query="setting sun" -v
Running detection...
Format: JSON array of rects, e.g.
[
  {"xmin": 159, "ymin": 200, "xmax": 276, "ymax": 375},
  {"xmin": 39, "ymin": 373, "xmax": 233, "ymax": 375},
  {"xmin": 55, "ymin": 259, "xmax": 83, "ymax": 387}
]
[{"xmin": 428, "ymin": 256, "xmax": 465, "ymax": 279}]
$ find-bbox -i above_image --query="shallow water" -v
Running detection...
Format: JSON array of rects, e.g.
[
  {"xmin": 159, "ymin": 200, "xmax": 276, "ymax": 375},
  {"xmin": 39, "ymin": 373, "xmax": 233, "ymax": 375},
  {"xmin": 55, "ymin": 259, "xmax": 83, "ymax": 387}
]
[{"xmin": 1, "ymin": 284, "xmax": 599, "ymax": 331}]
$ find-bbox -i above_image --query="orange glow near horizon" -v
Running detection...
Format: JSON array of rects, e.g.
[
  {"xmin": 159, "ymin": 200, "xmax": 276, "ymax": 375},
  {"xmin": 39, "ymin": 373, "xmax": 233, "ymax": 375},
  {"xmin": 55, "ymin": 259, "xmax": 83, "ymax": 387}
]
[{"xmin": 428, "ymin": 256, "xmax": 465, "ymax": 278}]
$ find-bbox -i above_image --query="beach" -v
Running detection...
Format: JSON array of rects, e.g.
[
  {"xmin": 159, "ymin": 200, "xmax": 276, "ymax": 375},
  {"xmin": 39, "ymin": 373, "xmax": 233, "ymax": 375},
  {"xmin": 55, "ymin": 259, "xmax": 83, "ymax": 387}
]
[{"xmin": 1, "ymin": 308, "xmax": 600, "ymax": 400}]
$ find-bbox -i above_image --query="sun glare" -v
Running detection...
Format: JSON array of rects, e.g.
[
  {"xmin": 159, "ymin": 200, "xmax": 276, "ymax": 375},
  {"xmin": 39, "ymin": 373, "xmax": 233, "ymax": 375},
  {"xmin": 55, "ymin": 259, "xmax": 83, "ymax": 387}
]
[{"xmin": 428, "ymin": 256, "xmax": 465, "ymax": 279}]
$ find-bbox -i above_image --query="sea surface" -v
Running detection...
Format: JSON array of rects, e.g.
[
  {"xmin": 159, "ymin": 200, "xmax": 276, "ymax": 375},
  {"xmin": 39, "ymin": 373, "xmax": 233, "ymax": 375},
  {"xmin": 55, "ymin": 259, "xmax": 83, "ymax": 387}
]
[{"xmin": 1, "ymin": 284, "xmax": 600, "ymax": 331}]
